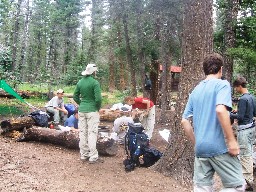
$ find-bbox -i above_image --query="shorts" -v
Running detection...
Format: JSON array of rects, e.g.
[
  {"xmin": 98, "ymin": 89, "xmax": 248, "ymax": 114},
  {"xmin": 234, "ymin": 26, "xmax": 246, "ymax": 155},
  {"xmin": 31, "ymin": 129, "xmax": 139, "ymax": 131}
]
[{"xmin": 194, "ymin": 153, "xmax": 245, "ymax": 188}]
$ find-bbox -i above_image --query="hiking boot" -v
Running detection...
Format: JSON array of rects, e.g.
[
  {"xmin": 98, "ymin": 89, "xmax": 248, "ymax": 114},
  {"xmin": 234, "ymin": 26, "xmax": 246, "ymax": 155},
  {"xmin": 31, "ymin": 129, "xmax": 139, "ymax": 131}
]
[
  {"xmin": 88, "ymin": 158, "xmax": 104, "ymax": 164},
  {"xmin": 245, "ymin": 180, "xmax": 253, "ymax": 191}
]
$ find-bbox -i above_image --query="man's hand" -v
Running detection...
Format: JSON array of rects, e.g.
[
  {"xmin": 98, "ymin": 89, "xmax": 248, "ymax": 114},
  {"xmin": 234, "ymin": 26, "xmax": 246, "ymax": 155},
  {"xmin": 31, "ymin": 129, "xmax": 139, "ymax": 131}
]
[
  {"xmin": 226, "ymin": 139, "xmax": 240, "ymax": 156},
  {"xmin": 63, "ymin": 109, "xmax": 68, "ymax": 115}
]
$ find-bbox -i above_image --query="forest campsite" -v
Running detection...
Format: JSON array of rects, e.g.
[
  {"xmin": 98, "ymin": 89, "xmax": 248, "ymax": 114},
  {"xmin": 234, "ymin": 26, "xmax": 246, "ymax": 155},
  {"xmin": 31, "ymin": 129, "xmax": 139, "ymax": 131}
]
[{"xmin": 0, "ymin": 0, "xmax": 256, "ymax": 192}]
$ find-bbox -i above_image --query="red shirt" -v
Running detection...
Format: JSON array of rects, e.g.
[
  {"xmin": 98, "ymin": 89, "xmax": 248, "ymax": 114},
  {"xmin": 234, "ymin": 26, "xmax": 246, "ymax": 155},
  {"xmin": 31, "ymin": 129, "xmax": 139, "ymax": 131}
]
[{"xmin": 132, "ymin": 97, "xmax": 154, "ymax": 109}]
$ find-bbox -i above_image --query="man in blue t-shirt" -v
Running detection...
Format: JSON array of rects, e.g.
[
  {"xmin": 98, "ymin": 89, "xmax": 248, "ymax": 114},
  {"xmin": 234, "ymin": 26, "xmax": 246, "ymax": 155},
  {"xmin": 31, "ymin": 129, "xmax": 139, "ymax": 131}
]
[
  {"xmin": 64, "ymin": 109, "xmax": 78, "ymax": 129},
  {"xmin": 181, "ymin": 53, "xmax": 245, "ymax": 191}
]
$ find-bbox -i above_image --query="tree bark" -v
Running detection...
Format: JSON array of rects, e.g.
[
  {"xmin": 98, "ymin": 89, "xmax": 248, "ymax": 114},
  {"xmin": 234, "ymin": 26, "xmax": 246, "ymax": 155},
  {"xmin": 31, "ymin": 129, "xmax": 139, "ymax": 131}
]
[
  {"xmin": 11, "ymin": 0, "xmax": 23, "ymax": 70},
  {"xmin": 154, "ymin": 0, "xmax": 213, "ymax": 187},
  {"xmin": 120, "ymin": 0, "xmax": 137, "ymax": 96},
  {"xmin": 1, "ymin": 116, "xmax": 35, "ymax": 132},
  {"xmin": 223, "ymin": 0, "xmax": 239, "ymax": 82}
]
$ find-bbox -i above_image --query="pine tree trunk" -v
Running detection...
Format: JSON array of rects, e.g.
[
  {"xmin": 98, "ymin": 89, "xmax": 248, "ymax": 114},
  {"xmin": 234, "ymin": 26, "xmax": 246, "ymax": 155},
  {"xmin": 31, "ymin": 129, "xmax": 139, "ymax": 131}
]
[
  {"xmin": 223, "ymin": 0, "xmax": 239, "ymax": 82},
  {"xmin": 121, "ymin": 0, "xmax": 137, "ymax": 96},
  {"xmin": 11, "ymin": 0, "xmax": 23, "ymax": 70},
  {"xmin": 154, "ymin": 0, "xmax": 213, "ymax": 187}
]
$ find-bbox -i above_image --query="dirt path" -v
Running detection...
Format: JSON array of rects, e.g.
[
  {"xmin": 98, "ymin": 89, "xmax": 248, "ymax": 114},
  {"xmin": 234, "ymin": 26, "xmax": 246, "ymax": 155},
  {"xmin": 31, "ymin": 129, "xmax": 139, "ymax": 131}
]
[{"xmin": 0, "ymin": 125, "xmax": 190, "ymax": 192}]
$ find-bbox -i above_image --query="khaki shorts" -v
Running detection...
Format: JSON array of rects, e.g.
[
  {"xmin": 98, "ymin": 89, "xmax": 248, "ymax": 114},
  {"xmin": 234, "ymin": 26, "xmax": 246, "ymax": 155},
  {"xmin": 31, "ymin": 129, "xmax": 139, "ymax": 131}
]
[{"xmin": 194, "ymin": 153, "xmax": 245, "ymax": 188}]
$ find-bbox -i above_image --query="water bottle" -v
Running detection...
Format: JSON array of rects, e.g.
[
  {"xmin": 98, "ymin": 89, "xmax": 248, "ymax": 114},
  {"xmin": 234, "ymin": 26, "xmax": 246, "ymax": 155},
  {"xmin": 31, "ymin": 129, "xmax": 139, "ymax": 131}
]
[{"xmin": 134, "ymin": 146, "xmax": 141, "ymax": 156}]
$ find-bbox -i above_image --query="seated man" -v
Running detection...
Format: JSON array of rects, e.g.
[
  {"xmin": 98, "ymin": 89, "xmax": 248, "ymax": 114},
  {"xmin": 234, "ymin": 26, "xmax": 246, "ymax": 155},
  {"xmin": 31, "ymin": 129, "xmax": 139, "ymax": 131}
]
[
  {"xmin": 112, "ymin": 107, "xmax": 134, "ymax": 144},
  {"xmin": 45, "ymin": 89, "xmax": 68, "ymax": 126},
  {"xmin": 64, "ymin": 109, "xmax": 78, "ymax": 130}
]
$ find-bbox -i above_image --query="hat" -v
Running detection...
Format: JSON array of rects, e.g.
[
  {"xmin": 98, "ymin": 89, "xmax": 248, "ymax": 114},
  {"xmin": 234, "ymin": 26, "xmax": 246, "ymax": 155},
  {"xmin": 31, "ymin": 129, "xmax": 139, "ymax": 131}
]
[
  {"xmin": 81, "ymin": 64, "xmax": 98, "ymax": 75},
  {"xmin": 56, "ymin": 89, "xmax": 64, "ymax": 94}
]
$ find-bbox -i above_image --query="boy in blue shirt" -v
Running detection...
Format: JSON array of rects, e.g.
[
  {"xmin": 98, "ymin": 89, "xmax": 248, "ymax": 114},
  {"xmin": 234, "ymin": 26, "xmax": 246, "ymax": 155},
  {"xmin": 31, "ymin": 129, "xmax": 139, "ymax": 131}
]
[
  {"xmin": 64, "ymin": 109, "xmax": 78, "ymax": 129},
  {"xmin": 182, "ymin": 53, "xmax": 245, "ymax": 191}
]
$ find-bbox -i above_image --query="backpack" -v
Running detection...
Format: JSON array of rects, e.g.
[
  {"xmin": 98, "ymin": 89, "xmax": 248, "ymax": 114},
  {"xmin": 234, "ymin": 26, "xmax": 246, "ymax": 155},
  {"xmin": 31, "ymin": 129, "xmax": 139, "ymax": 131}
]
[
  {"xmin": 123, "ymin": 123, "xmax": 162, "ymax": 171},
  {"xmin": 29, "ymin": 110, "xmax": 49, "ymax": 127},
  {"xmin": 64, "ymin": 103, "xmax": 76, "ymax": 117}
]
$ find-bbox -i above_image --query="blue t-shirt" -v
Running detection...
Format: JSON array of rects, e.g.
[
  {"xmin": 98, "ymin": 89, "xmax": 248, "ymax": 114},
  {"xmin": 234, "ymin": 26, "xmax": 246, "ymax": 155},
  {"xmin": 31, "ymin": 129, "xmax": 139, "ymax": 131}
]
[
  {"xmin": 182, "ymin": 78, "xmax": 232, "ymax": 157},
  {"xmin": 64, "ymin": 115, "xmax": 78, "ymax": 129}
]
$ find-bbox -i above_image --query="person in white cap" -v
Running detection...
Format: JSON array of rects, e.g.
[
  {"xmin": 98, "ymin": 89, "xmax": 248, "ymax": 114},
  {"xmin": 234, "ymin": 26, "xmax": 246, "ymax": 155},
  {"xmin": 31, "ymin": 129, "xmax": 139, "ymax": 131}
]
[
  {"xmin": 45, "ymin": 89, "xmax": 68, "ymax": 126},
  {"xmin": 73, "ymin": 63, "xmax": 103, "ymax": 164},
  {"xmin": 112, "ymin": 107, "xmax": 134, "ymax": 144}
]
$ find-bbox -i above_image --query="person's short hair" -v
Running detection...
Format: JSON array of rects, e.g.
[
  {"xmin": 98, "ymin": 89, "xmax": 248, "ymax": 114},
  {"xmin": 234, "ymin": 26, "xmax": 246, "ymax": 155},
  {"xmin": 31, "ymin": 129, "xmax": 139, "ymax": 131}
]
[
  {"xmin": 203, "ymin": 53, "xmax": 224, "ymax": 75},
  {"xmin": 74, "ymin": 109, "xmax": 78, "ymax": 114},
  {"xmin": 124, "ymin": 96, "xmax": 134, "ymax": 104},
  {"xmin": 233, "ymin": 76, "xmax": 247, "ymax": 88}
]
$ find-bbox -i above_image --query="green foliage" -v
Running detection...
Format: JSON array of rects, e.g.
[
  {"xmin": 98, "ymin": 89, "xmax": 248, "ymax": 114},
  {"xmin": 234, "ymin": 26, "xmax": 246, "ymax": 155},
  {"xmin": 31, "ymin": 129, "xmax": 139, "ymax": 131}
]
[
  {"xmin": 0, "ymin": 48, "xmax": 12, "ymax": 71},
  {"xmin": 228, "ymin": 48, "xmax": 256, "ymax": 64},
  {"xmin": 0, "ymin": 105, "xmax": 24, "ymax": 116}
]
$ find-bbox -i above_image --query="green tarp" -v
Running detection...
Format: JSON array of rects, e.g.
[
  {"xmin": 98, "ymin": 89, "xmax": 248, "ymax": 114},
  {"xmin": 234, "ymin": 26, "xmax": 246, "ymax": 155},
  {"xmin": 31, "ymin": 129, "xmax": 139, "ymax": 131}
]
[{"xmin": 0, "ymin": 80, "xmax": 25, "ymax": 103}]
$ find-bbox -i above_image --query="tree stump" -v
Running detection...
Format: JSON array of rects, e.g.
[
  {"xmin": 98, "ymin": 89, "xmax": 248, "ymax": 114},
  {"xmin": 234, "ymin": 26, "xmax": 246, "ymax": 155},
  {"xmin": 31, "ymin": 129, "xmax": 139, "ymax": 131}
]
[{"xmin": 17, "ymin": 127, "xmax": 118, "ymax": 156}]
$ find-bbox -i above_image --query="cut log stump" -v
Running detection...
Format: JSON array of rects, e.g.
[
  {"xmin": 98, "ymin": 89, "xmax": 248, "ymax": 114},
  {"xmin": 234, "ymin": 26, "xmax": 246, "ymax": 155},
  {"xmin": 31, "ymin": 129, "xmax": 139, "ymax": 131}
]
[{"xmin": 17, "ymin": 127, "xmax": 118, "ymax": 156}]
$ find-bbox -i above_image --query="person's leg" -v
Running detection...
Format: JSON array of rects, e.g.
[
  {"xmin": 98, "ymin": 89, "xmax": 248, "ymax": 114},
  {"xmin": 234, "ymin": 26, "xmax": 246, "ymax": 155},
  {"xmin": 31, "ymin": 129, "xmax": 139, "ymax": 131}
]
[
  {"xmin": 237, "ymin": 127, "xmax": 255, "ymax": 185},
  {"xmin": 193, "ymin": 157, "xmax": 215, "ymax": 192},
  {"xmin": 209, "ymin": 153, "xmax": 245, "ymax": 192},
  {"xmin": 46, "ymin": 107, "xmax": 60, "ymax": 124},
  {"xmin": 78, "ymin": 112, "xmax": 89, "ymax": 160},
  {"xmin": 60, "ymin": 111, "xmax": 67, "ymax": 124},
  {"xmin": 87, "ymin": 112, "xmax": 100, "ymax": 162},
  {"xmin": 142, "ymin": 105, "xmax": 155, "ymax": 139}
]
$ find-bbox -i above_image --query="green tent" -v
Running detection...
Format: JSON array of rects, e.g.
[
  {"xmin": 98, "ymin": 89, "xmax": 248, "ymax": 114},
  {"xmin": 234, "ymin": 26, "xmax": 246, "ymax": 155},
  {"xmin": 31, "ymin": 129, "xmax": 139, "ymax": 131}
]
[{"xmin": 0, "ymin": 80, "xmax": 25, "ymax": 103}]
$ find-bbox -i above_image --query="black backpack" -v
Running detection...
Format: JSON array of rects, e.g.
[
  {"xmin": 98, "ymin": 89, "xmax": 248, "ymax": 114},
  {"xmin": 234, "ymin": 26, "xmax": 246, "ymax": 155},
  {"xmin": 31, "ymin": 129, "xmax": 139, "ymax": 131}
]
[
  {"xmin": 123, "ymin": 123, "xmax": 162, "ymax": 171},
  {"xmin": 29, "ymin": 110, "xmax": 49, "ymax": 127}
]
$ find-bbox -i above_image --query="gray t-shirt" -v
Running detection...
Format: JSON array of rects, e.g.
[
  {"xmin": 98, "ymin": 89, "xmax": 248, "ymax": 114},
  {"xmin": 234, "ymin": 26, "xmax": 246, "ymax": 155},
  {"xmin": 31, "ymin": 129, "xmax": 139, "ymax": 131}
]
[{"xmin": 45, "ymin": 96, "xmax": 64, "ymax": 108}]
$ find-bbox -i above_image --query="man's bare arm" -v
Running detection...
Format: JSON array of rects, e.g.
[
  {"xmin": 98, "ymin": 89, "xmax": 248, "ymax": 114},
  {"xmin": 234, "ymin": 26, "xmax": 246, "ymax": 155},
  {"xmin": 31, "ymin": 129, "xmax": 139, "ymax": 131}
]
[{"xmin": 216, "ymin": 105, "xmax": 239, "ymax": 156}]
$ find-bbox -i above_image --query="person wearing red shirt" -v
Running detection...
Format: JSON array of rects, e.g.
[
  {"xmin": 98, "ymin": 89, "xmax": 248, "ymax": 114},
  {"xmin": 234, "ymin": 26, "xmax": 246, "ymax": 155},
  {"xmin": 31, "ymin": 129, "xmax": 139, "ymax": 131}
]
[{"xmin": 124, "ymin": 96, "xmax": 155, "ymax": 139}]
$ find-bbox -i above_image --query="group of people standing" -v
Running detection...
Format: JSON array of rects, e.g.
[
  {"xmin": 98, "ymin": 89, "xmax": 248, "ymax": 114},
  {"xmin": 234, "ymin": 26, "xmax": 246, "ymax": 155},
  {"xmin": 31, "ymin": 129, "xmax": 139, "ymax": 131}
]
[
  {"xmin": 44, "ymin": 53, "xmax": 255, "ymax": 190},
  {"xmin": 182, "ymin": 53, "xmax": 255, "ymax": 192}
]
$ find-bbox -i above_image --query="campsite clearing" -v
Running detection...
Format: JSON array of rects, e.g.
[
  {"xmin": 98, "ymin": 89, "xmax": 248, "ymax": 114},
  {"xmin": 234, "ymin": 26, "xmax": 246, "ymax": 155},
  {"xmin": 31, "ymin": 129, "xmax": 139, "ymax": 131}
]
[{"xmin": 0, "ymin": 111, "xmax": 191, "ymax": 192}]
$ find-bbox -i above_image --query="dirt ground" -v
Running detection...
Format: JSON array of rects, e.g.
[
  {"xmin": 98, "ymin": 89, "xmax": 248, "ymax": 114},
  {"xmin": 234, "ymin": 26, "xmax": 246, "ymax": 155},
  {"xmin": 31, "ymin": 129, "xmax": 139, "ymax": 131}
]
[
  {"xmin": 0, "ymin": 108, "xmax": 193, "ymax": 192},
  {"xmin": 0, "ymin": 108, "xmax": 255, "ymax": 192}
]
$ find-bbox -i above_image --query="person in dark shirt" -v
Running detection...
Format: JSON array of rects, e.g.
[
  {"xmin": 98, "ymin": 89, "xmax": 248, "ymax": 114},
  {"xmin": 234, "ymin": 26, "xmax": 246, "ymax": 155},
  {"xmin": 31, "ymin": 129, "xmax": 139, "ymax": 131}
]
[{"xmin": 230, "ymin": 76, "xmax": 256, "ymax": 190}]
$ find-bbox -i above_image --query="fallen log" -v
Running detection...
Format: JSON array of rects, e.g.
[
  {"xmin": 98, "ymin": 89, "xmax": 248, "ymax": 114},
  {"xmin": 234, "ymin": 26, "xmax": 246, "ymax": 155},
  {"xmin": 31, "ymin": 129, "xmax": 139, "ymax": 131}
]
[
  {"xmin": 0, "ymin": 90, "xmax": 45, "ymax": 99},
  {"xmin": 1, "ymin": 116, "xmax": 35, "ymax": 132},
  {"xmin": 17, "ymin": 127, "xmax": 118, "ymax": 156},
  {"xmin": 100, "ymin": 109, "xmax": 122, "ymax": 121}
]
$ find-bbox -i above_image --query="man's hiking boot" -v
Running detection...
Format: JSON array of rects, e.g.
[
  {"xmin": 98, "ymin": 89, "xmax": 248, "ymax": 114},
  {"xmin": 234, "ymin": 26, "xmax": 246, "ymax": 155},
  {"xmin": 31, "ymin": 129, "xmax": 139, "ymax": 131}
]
[
  {"xmin": 88, "ymin": 158, "xmax": 104, "ymax": 164},
  {"xmin": 245, "ymin": 180, "xmax": 253, "ymax": 191}
]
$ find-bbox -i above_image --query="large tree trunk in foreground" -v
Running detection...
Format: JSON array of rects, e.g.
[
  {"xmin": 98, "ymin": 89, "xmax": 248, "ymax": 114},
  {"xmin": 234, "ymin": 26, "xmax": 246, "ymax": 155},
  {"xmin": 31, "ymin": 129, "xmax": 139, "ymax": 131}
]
[
  {"xmin": 17, "ymin": 127, "xmax": 118, "ymax": 156},
  {"xmin": 154, "ymin": 0, "xmax": 214, "ymax": 187}
]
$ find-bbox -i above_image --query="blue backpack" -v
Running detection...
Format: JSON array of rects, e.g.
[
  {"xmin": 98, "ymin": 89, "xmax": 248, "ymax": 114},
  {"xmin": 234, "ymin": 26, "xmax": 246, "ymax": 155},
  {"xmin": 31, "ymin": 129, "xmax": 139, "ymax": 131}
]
[
  {"xmin": 124, "ymin": 123, "xmax": 162, "ymax": 172},
  {"xmin": 64, "ymin": 103, "xmax": 76, "ymax": 117}
]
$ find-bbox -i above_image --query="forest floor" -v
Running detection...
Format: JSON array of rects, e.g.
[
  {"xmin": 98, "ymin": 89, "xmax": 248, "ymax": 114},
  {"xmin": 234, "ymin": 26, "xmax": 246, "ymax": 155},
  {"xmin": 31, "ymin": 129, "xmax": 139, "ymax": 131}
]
[{"xmin": 0, "ymin": 106, "xmax": 255, "ymax": 192}]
